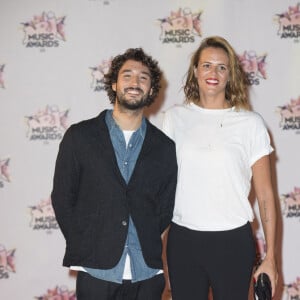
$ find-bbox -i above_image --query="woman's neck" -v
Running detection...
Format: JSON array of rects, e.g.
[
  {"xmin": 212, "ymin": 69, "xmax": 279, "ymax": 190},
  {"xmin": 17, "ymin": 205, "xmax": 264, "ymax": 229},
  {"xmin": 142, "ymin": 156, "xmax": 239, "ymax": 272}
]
[{"xmin": 194, "ymin": 98, "xmax": 231, "ymax": 109}]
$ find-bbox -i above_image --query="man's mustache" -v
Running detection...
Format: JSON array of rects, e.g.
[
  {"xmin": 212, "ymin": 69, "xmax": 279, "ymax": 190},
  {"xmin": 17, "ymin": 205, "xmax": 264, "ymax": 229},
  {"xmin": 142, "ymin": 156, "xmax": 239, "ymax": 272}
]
[{"xmin": 124, "ymin": 87, "xmax": 144, "ymax": 93}]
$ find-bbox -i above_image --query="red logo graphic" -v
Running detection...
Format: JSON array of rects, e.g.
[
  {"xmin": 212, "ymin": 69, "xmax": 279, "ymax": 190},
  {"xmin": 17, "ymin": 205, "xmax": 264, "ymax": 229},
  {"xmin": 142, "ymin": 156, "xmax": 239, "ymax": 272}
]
[
  {"xmin": 277, "ymin": 96, "xmax": 300, "ymax": 132},
  {"xmin": 21, "ymin": 11, "xmax": 66, "ymax": 48},
  {"xmin": 25, "ymin": 105, "xmax": 69, "ymax": 142},
  {"xmin": 29, "ymin": 197, "xmax": 59, "ymax": 232},
  {"xmin": 275, "ymin": 3, "xmax": 300, "ymax": 40},
  {"xmin": 157, "ymin": 8, "xmax": 202, "ymax": 44},
  {"xmin": 284, "ymin": 277, "xmax": 300, "ymax": 299},
  {"xmin": 0, "ymin": 244, "xmax": 16, "ymax": 279},
  {"xmin": 239, "ymin": 51, "xmax": 267, "ymax": 85},
  {"xmin": 0, "ymin": 157, "xmax": 10, "ymax": 188},
  {"xmin": 90, "ymin": 58, "xmax": 112, "ymax": 92},
  {"xmin": 281, "ymin": 187, "xmax": 300, "ymax": 218},
  {"xmin": 36, "ymin": 285, "xmax": 76, "ymax": 300}
]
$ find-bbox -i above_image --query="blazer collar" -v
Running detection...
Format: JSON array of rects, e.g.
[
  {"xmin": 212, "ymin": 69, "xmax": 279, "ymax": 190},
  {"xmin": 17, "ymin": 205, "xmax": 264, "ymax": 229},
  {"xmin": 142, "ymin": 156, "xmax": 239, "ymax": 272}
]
[{"xmin": 92, "ymin": 110, "xmax": 155, "ymax": 162}]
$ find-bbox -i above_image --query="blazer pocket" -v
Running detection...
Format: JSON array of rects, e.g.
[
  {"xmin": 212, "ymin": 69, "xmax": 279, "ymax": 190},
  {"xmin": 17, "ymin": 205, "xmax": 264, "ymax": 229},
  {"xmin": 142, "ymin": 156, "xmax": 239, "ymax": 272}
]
[{"xmin": 68, "ymin": 213, "xmax": 96, "ymax": 260}]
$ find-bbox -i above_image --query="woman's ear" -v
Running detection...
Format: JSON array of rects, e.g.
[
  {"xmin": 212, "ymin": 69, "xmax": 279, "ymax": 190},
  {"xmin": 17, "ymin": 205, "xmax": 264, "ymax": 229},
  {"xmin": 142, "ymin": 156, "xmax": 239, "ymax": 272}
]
[
  {"xmin": 194, "ymin": 66, "xmax": 198, "ymax": 78},
  {"xmin": 112, "ymin": 83, "xmax": 116, "ymax": 91}
]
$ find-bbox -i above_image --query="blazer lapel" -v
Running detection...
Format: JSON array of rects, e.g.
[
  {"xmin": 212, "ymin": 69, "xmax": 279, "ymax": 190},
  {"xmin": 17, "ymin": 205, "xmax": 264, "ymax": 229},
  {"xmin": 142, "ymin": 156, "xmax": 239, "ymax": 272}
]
[{"xmin": 92, "ymin": 111, "xmax": 127, "ymax": 187}]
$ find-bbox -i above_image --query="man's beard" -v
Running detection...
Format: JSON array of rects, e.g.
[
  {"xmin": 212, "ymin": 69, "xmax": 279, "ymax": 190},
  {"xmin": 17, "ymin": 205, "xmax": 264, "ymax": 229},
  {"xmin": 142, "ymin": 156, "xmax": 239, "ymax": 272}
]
[{"xmin": 116, "ymin": 87, "xmax": 150, "ymax": 110}]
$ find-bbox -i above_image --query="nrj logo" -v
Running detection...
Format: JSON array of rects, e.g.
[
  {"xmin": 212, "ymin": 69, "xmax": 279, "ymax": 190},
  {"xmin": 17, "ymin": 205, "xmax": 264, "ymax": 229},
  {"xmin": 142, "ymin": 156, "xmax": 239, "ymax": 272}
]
[
  {"xmin": 284, "ymin": 277, "xmax": 300, "ymax": 300},
  {"xmin": 90, "ymin": 58, "xmax": 112, "ymax": 92},
  {"xmin": 0, "ymin": 64, "xmax": 5, "ymax": 89},
  {"xmin": 0, "ymin": 157, "xmax": 10, "ymax": 188},
  {"xmin": 280, "ymin": 187, "xmax": 300, "ymax": 218},
  {"xmin": 29, "ymin": 197, "xmax": 59, "ymax": 232},
  {"xmin": 157, "ymin": 8, "xmax": 202, "ymax": 44},
  {"xmin": 25, "ymin": 105, "xmax": 69, "ymax": 142},
  {"xmin": 277, "ymin": 96, "xmax": 300, "ymax": 132},
  {"xmin": 0, "ymin": 244, "xmax": 16, "ymax": 279},
  {"xmin": 275, "ymin": 3, "xmax": 300, "ymax": 41},
  {"xmin": 239, "ymin": 51, "xmax": 267, "ymax": 85},
  {"xmin": 36, "ymin": 285, "xmax": 76, "ymax": 300},
  {"xmin": 21, "ymin": 11, "xmax": 66, "ymax": 49}
]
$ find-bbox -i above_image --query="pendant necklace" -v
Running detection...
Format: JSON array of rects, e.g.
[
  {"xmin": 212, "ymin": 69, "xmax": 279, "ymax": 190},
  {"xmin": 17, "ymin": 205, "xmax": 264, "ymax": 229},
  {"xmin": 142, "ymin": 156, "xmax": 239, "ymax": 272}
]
[{"xmin": 207, "ymin": 107, "xmax": 233, "ymax": 151}]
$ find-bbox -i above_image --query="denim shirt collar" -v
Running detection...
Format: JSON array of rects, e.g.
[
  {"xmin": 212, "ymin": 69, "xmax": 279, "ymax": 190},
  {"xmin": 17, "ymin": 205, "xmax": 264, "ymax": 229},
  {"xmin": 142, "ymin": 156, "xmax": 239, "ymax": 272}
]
[{"xmin": 105, "ymin": 109, "xmax": 146, "ymax": 142}]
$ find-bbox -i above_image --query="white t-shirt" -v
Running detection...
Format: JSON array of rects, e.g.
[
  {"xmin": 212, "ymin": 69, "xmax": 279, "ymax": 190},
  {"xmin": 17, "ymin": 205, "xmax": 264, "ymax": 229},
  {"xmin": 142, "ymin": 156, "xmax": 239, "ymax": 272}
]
[{"xmin": 162, "ymin": 102, "xmax": 273, "ymax": 231}]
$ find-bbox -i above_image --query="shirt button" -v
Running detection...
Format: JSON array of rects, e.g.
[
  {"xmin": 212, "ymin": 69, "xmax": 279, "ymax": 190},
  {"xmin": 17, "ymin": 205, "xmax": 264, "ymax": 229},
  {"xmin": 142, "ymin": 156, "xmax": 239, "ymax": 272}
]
[
  {"xmin": 124, "ymin": 161, "xmax": 128, "ymax": 165},
  {"xmin": 122, "ymin": 220, "xmax": 127, "ymax": 226},
  {"xmin": 129, "ymin": 144, "xmax": 132, "ymax": 148}
]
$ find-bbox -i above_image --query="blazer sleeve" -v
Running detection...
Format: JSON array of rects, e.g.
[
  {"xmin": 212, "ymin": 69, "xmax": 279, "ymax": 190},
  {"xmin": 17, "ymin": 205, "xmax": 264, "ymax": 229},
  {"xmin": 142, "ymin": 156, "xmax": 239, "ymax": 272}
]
[
  {"xmin": 51, "ymin": 126, "xmax": 80, "ymax": 239},
  {"xmin": 158, "ymin": 142, "xmax": 177, "ymax": 233}
]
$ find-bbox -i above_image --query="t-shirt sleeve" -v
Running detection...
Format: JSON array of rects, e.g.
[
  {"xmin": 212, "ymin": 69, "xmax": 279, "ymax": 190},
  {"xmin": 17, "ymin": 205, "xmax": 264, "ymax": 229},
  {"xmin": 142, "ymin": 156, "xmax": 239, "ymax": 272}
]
[
  {"xmin": 162, "ymin": 110, "xmax": 175, "ymax": 141},
  {"xmin": 249, "ymin": 114, "xmax": 274, "ymax": 166}
]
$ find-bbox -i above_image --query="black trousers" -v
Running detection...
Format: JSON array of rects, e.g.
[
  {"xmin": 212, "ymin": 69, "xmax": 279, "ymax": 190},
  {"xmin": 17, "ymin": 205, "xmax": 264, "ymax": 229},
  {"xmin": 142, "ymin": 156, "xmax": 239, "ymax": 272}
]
[
  {"xmin": 76, "ymin": 271, "xmax": 165, "ymax": 300},
  {"xmin": 167, "ymin": 222, "xmax": 256, "ymax": 300}
]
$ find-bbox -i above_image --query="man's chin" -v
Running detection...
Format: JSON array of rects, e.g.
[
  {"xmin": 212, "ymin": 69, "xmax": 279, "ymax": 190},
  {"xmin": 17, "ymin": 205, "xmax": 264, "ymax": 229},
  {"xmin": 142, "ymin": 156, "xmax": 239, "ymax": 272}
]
[
  {"xmin": 118, "ymin": 97, "xmax": 148, "ymax": 110},
  {"xmin": 122, "ymin": 102, "xmax": 146, "ymax": 110}
]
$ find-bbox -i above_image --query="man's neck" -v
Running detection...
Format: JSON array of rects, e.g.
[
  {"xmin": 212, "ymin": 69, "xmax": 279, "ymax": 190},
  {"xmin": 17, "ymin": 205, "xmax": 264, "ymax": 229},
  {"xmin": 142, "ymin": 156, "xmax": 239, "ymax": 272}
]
[{"xmin": 112, "ymin": 105, "xmax": 143, "ymax": 131}]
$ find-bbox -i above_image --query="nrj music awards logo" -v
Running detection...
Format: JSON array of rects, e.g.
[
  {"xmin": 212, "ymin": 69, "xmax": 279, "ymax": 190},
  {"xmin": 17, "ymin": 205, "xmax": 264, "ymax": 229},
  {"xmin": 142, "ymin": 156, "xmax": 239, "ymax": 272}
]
[
  {"xmin": 277, "ymin": 96, "xmax": 300, "ymax": 132},
  {"xmin": 275, "ymin": 3, "xmax": 300, "ymax": 41},
  {"xmin": 0, "ymin": 64, "xmax": 5, "ymax": 89},
  {"xmin": 280, "ymin": 187, "xmax": 300, "ymax": 219},
  {"xmin": 0, "ymin": 157, "xmax": 10, "ymax": 188},
  {"xmin": 36, "ymin": 285, "xmax": 76, "ymax": 300},
  {"xmin": 29, "ymin": 197, "xmax": 59, "ymax": 232},
  {"xmin": 157, "ymin": 8, "xmax": 202, "ymax": 45},
  {"xmin": 90, "ymin": 58, "xmax": 112, "ymax": 92},
  {"xmin": 239, "ymin": 51, "xmax": 267, "ymax": 85},
  {"xmin": 25, "ymin": 105, "xmax": 69, "ymax": 142},
  {"xmin": 21, "ymin": 11, "xmax": 66, "ymax": 49},
  {"xmin": 284, "ymin": 277, "xmax": 300, "ymax": 300},
  {"xmin": 0, "ymin": 244, "xmax": 16, "ymax": 280}
]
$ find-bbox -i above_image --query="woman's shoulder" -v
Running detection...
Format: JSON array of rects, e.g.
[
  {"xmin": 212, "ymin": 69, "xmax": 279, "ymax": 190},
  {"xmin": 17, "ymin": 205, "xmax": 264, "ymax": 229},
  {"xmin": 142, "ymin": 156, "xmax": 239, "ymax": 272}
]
[
  {"xmin": 234, "ymin": 109, "xmax": 267, "ymax": 128},
  {"xmin": 164, "ymin": 102, "xmax": 194, "ymax": 116}
]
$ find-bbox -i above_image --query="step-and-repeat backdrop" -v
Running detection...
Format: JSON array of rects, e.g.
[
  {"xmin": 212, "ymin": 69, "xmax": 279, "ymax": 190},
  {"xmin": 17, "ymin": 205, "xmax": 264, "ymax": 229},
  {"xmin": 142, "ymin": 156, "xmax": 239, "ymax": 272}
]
[{"xmin": 0, "ymin": 0, "xmax": 299, "ymax": 299}]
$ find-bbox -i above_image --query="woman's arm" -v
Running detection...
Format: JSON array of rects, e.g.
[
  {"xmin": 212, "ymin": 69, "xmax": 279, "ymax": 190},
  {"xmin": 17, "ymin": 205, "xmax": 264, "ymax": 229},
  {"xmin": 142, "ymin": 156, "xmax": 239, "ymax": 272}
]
[{"xmin": 252, "ymin": 154, "xmax": 278, "ymax": 297}]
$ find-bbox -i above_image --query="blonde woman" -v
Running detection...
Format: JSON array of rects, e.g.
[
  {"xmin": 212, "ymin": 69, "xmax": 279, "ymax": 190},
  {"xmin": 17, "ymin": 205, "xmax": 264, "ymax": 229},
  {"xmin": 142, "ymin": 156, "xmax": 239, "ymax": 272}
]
[{"xmin": 163, "ymin": 36, "xmax": 277, "ymax": 300}]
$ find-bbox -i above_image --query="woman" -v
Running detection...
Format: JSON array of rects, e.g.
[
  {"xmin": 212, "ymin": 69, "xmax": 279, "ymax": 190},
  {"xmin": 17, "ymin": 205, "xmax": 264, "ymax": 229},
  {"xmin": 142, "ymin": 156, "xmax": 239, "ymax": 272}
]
[{"xmin": 163, "ymin": 36, "xmax": 277, "ymax": 300}]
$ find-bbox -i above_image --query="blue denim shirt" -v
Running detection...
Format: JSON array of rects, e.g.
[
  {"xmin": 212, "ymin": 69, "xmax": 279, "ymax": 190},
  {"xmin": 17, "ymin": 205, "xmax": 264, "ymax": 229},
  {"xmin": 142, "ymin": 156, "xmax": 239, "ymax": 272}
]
[{"xmin": 85, "ymin": 110, "xmax": 160, "ymax": 283}]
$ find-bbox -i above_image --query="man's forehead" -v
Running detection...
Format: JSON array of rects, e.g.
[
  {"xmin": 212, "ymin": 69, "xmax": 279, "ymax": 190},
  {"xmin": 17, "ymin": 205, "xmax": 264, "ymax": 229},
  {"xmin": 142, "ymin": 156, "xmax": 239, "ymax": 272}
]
[{"xmin": 120, "ymin": 60, "xmax": 150, "ymax": 72}]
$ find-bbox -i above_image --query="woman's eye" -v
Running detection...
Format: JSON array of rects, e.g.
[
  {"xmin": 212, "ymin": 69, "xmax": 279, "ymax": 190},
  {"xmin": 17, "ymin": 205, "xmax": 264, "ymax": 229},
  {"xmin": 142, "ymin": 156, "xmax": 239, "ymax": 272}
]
[{"xmin": 202, "ymin": 64, "xmax": 210, "ymax": 69}]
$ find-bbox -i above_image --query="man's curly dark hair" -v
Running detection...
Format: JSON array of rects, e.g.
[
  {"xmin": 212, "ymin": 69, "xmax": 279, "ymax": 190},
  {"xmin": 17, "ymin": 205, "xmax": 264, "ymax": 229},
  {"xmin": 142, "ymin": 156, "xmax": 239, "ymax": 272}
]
[{"xmin": 104, "ymin": 48, "xmax": 162, "ymax": 106}]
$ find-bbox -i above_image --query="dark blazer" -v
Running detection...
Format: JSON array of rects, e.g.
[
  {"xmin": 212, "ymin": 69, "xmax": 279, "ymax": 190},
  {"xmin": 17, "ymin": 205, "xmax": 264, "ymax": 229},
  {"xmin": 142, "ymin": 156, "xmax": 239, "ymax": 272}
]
[{"xmin": 51, "ymin": 110, "xmax": 177, "ymax": 270}]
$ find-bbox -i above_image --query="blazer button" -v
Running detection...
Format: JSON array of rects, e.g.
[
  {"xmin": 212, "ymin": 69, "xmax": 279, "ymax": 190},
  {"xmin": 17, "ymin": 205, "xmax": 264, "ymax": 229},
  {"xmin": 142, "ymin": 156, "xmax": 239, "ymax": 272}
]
[{"xmin": 122, "ymin": 220, "xmax": 127, "ymax": 226}]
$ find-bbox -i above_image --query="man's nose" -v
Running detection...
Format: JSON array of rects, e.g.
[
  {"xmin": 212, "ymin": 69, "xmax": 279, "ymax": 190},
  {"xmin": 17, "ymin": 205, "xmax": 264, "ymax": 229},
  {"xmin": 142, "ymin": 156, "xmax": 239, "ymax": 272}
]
[{"xmin": 130, "ymin": 76, "xmax": 139, "ymax": 86}]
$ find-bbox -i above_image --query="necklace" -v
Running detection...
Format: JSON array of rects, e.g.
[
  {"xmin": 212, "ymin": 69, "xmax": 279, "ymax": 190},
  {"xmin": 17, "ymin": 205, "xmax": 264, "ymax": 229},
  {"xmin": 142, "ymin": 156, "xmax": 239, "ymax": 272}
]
[{"xmin": 205, "ymin": 107, "xmax": 234, "ymax": 151}]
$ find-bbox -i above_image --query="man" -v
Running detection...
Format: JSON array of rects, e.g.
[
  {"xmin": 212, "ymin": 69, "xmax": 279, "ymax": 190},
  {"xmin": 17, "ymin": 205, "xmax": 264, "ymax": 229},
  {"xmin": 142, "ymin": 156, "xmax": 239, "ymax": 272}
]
[{"xmin": 51, "ymin": 48, "xmax": 177, "ymax": 300}]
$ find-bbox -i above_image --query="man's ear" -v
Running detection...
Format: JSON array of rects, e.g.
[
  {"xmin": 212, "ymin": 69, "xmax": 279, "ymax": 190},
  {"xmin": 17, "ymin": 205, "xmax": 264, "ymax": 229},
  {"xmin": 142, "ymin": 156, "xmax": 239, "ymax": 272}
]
[{"xmin": 149, "ymin": 88, "xmax": 153, "ymax": 95}]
